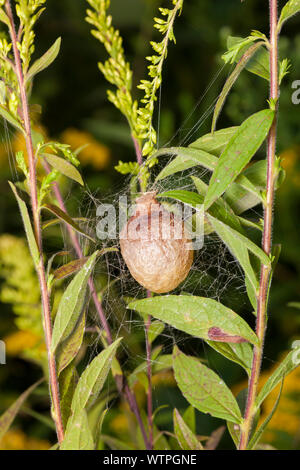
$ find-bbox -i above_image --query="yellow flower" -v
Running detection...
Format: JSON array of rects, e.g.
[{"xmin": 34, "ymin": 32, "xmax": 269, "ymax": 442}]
[
  {"xmin": 0, "ymin": 430, "xmax": 50, "ymax": 450},
  {"xmin": 61, "ymin": 128, "xmax": 111, "ymax": 170},
  {"xmin": 4, "ymin": 330, "xmax": 41, "ymax": 356},
  {"xmin": 280, "ymin": 147, "xmax": 299, "ymax": 172},
  {"xmin": 109, "ymin": 414, "xmax": 129, "ymax": 434}
]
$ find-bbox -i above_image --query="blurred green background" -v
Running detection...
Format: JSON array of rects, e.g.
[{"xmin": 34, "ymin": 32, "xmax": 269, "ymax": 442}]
[{"xmin": 0, "ymin": 0, "xmax": 300, "ymax": 450}]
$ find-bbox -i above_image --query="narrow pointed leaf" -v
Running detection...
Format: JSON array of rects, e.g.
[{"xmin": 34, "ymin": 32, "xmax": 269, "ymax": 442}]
[
  {"xmin": 227, "ymin": 36, "xmax": 270, "ymax": 81},
  {"xmin": 205, "ymin": 109, "xmax": 275, "ymax": 210},
  {"xmin": 9, "ymin": 182, "xmax": 39, "ymax": 267},
  {"xmin": 26, "ymin": 38, "xmax": 61, "ymax": 83},
  {"xmin": 51, "ymin": 251, "xmax": 99, "ymax": 352},
  {"xmin": 189, "ymin": 127, "xmax": 238, "ymax": 155},
  {"xmin": 59, "ymin": 365, "xmax": 78, "ymax": 429},
  {"xmin": 44, "ymin": 153, "xmax": 83, "ymax": 186},
  {"xmin": 155, "ymin": 147, "xmax": 218, "ymax": 181},
  {"xmin": 248, "ymin": 381, "xmax": 283, "ymax": 450},
  {"xmin": 212, "ymin": 41, "xmax": 265, "ymax": 132},
  {"xmin": 207, "ymin": 214, "xmax": 260, "ymax": 297},
  {"xmin": 42, "ymin": 203, "xmax": 95, "ymax": 243},
  {"xmin": 256, "ymin": 345, "xmax": 300, "ymax": 408},
  {"xmin": 71, "ymin": 338, "xmax": 122, "ymax": 412},
  {"xmin": 129, "ymin": 295, "xmax": 259, "ymax": 346},
  {"xmin": 207, "ymin": 214, "xmax": 270, "ymax": 267},
  {"xmin": 57, "ymin": 311, "xmax": 86, "ymax": 374},
  {"xmin": 278, "ymin": 0, "xmax": 300, "ymax": 31},
  {"xmin": 173, "ymin": 409, "xmax": 203, "ymax": 450},
  {"xmin": 0, "ymin": 105, "xmax": 24, "ymax": 133},
  {"xmin": 206, "ymin": 340, "xmax": 253, "ymax": 375},
  {"xmin": 0, "ymin": 379, "xmax": 43, "ymax": 439},
  {"xmin": 173, "ymin": 347, "xmax": 242, "ymax": 423},
  {"xmin": 60, "ymin": 409, "xmax": 94, "ymax": 450}
]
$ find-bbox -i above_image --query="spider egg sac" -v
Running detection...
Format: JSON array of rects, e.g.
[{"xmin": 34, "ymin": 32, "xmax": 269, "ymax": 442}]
[{"xmin": 120, "ymin": 192, "xmax": 194, "ymax": 293}]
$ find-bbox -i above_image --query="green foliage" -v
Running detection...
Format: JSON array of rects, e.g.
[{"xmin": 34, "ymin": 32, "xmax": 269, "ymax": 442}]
[
  {"xmin": 86, "ymin": 0, "xmax": 184, "ymax": 188},
  {"xmin": 204, "ymin": 109, "xmax": 275, "ymax": 209},
  {"xmin": 136, "ymin": 0, "xmax": 183, "ymax": 157},
  {"xmin": 173, "ymin": 408, "xmax": 203, "ymax": 450},
  {"xmin": 51, "ymin": 251, "xmax": 99, "ymax": 352},
  {"xmin": 0, "ymin": 379, "xmax": 43, "ymax": 440},
  {"xmin": 173, "ymin": 347, "xmax": 243, "ymax": 424},
  {"xmin": 129, "ymin": 295, "xmax": 259, "ymax": 346}
]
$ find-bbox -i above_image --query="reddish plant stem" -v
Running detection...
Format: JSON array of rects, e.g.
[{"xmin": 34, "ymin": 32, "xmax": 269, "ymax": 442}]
[
  {"xmin": 43, "ymin": 162, "xmax": 150, "ymax": 449},
  {"xmin": 239, "ymin": 0, "xmax": 278, "ymax": 450},
  {"xmin": 5, "ymin": 0, "xmax": 64, "ymax": 443},
  {"xmin": 132, "ymin": 137, "xmax": 154, "ymax": 449}
]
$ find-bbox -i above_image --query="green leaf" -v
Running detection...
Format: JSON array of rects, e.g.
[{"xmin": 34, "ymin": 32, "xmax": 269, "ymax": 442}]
[
  {"xmin": 42, "ymin": 203, "xmax": 95, "ymax": 243},
  {"xmin": 53, "ymin": 248, "xmax": 117, "ymax": 281},
  {"xmin": 154, "ymin": 147, "xmax": 218, "ymax": 181},
  {"xmin": 59, "ymin": 365, "xmax": 78, "ymax": 429},
  {"xmin": 204, "ymin": 109, "xmax": 275, "ymax": 210},
  {"xmin": 51, "ymin": 251, "xmax": 99, "ymax": 352},
  {"xmin": 26, "ymin": 38, "xmax": 61, "ymax": 83},
  {"xmin": 212, "ymin": 41, "xmax": 265, "ymax": 132},
  {"xmin": 148, "ymin": 320, "xmax": 165, "ymax": 344},
  {"xmin": 0, "ymin": 8, "xmax": 10, "ymax": 27},
  {"xmin": 226, "ymin": 36, "xmax": 270, "ymax": 81},
  {"xmin": 129, "ymin": 295, "xmax": 259, "ymax": 346},
  {"xmin": 43, "ymin": 153, "xmax": 83, "ymax": 185},
  {"xmin": 57, "ymin": 310, "xmax": 86, "ymax": 375},
  {"xmin": 248, "ymin": 380, "xmax": 283, "ymax": 450},
  {"xmin": 60, "ymin": 409, "xmax": 94, "ymax": 450},
  {"xmin": 278, "ymin": 0, "xmax": 300, "ymax": 31},
  {"xmin": 173, "ymin": 347, "xmax": 242, "ymax": 423},
  {"xmin": 173, "ymin": 409, "xmax": 203, "ymax": 450},
  {"xmin": 71, "ymin": 338, "xmax": 122, "ymax": 412},
  {"xmin": 157, "ymin": 189, "xmax": 203, "ymax": 208},
  {"xmin": 53, "ymin": 257, "xmax": 88, "ymax": 281},
  {"xmin": 0, "ymin": 105, "xmax": 24, "ymax": 133},
  {"xmin": 256, "ymin": 345, "xmax": 300, "ymax": 408},
  {"xmin": 206, "ymin": 341, "xmax": 253, "ymax": 375},
  {"xmin": 191, "ymin": 177, "xmax": 243, "ymax": 232},
  {"xmin": 207, "ymin": 214, "xmax": 265, "ymax": 295},
  {"xmin": 9, "ymin": 182, "xmax": 40, "ymax": 267},
  {"xmin": 224, "ymin": 182, "xmax": 261, "ymax": 215},
  {"xmin": 0, "ymin": 379, "xmax": 43, "ymax": 440},
  {"xmin": 158, "ymin": 185, "xmax": 242, "ymax": 233},
  {"xmin": 189, "ymin": 127, "xmax": 238, "ymax": 155}
]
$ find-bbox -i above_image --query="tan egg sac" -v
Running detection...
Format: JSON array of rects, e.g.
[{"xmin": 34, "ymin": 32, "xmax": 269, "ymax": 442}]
[{"xmin": 120, "ymin": 192, "xmax": 193, "ymax": 293}]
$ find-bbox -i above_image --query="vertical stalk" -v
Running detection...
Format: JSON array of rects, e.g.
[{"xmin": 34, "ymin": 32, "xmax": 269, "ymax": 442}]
[
  {"xmin": 43, "ymin": 162, "xmax": 150, "ymax": 449},
  {"xmin": 132, "ymin": 139, "xmax": 154, "ymax": 449},
  {"xmin": 5, "ymin": 0, "xmax": 64, "ymax": 443},
  {"xmin": 239, "ymin": 0, "xmax": 278, "ymax": 450}
]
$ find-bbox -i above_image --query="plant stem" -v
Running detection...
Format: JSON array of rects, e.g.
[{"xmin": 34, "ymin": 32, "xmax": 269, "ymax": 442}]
[
  {"xmin": 5, "ymin": 0, "xmax": 64, "ymax": 444},
  {"xmin": 132, "ymin": 137, "xmax": 154, "ymax": 449},
  {"xmin": 238, "ymin": 0, "xmax": 279, "ymax": 450},
  {"xmin": 43, "ymin": 162, "xmax": 151, "ymax": 450}
]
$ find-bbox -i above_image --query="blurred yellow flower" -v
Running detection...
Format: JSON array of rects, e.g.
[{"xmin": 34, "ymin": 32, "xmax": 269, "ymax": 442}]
[
  {"xmin": 0, "ymin": 125, "xmax": 47, "ymax": 170},
  {"xmin": 61, "ymin": 128, "xmax": 110, "ymax": 170},
  {"xmin": 4, "ymin": 330, "xmax": 41, "ymax": 356},
  {"xmin": 109, "ymin": 413, "xmax": 129, "ymax": 434},
  {"xmin": 280, "ymin": 147, "xmax": 299, "ymax": 172},
  {"xmin": 0, "ymin": 429, "xmax": 50, "ymax": 450}
]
